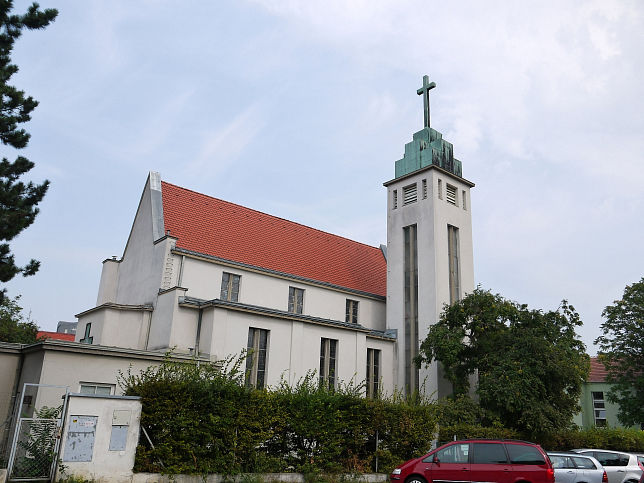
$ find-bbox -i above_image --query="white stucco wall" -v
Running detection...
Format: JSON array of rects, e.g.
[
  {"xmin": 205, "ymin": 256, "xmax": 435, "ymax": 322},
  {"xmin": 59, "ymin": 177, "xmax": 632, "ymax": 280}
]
[
  {"xmin": 179, "ymin": 256, "xmax": 386, "ymax": 330},
  {"xmin": 112, "ymin": 178, "xmax": 170, "ymax": 307},
  {"xmin": 207, "ymin": 307, "xmax": 395, "ymax": 394},
  {"xmin": 386, "ymin": 166, "xmax": 474, "ymax": 397},
  {"xmin": 77, "ymin": 308, "xmax": 150, "ymax": 350},
  {"xmin": 58, "ymin": 394, "xmax": 141, "ymax": 482}
]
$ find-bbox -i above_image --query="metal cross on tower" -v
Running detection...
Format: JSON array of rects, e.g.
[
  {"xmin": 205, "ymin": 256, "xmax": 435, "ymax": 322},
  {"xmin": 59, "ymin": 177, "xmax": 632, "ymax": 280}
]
[{"xmin": 417, "ymin": 75, "xmax": 436, "ymax": 129}]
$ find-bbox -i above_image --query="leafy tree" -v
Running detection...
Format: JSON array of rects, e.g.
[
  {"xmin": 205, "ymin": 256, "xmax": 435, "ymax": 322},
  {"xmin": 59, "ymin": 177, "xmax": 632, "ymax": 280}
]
[
  {"xmin": 0, "ymin": 1, "xmax": 58, "ymax": 296},
  {"xmin": 0, "ymin": 293, "xmax": 37, "ymax": 342},
  {"xmin": 416, "ymin": 287, "xmax": 589, "ymax": 436},
  {"xmin": 595, "ymin": 277, "xmax": 644, "ymax": 427}
]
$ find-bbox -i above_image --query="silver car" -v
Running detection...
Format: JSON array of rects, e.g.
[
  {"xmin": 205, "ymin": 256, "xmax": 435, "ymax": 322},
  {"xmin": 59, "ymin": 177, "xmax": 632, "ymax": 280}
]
[
  {"xmin": 548, "ymin": 452, "xmax": 607, "ymax": 483},
  {"xmin": 570, "ymin": 449, "xmax": 643, "ymax": 483}
]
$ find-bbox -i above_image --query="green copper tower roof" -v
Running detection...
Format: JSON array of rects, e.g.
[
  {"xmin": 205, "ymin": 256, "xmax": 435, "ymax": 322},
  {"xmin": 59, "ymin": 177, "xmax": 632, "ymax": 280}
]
[{"xmin": 394, "ymin": 75, "xmax": 463, "ymax": 179}]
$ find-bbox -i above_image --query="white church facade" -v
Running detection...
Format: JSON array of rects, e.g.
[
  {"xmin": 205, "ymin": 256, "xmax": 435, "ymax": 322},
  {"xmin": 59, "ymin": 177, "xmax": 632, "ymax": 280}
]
[
  {"xmin": 73, "ymin": 76, "xmax": 475, "ymax": 398},
  {"xmin": 0, "ymin": 78, "xmax": 475, "ymax": 439}
]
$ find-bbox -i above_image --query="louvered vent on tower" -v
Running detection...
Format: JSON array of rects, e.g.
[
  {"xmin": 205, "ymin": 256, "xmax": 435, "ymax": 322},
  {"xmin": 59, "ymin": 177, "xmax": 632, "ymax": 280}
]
[{"xmin": 403, "ymin": 184, "xmax": 418, "ymax": 205}]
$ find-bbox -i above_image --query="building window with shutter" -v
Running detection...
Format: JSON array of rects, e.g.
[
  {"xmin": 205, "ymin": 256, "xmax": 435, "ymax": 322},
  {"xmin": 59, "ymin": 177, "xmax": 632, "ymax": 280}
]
[
  {"xmin": 403, "ymin": 183, "xmax": 417, "ymax": 205},
  {"xmin": 446, "ymin": 184, "xmax": 457, "ymax": 205},
  {"xmin": 246, "ymin": 328, "xmax": 269, "ymax": 389},
  {"xmin": 448, "ymin": 225, "xmax": 460, "ymax": 304},
  {"xmin": 592, "ymin": 391, "xmax": 607, "ymax": 426},
  {"xmin": 320, "ymin": 338, "xmax": 337, "ymax": 389},
  {"xmin": 366, "ymin": 348, "xmax": 380, "ymax": 398},
  {"xmin": 220, "ymin": 272, "xmax": 241, "ymax": 301},
  {"xmin": 288, "ymin": 287, "xmax": 304, "ymax": 314},
  {"xmin": 345, "ymin": 299, "xmax": 359, "ymax": 323}
]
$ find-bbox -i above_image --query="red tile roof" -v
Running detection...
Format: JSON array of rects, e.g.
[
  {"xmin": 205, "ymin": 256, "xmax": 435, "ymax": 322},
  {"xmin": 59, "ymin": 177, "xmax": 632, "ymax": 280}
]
[
  {"xmin": 161, "ymin": 182, "xmax": 387, "ymax": 297},
  {"xmin": 37, "ymin": 331, "xmax": 76, "ymax": 342},
  {"xmin": 589, "ymin": 357, "xmax": 609, "ymax": 382}
]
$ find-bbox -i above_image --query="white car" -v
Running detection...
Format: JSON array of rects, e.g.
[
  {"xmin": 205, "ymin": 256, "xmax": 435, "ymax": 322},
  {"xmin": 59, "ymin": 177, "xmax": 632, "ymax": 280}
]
[
  {"xmin": 570, "ymin": 449, "xmax": 643, "ymax": 483},
  {"xmin": 548, "ymin": 452, "xmax": 607, "ymax": 483}
]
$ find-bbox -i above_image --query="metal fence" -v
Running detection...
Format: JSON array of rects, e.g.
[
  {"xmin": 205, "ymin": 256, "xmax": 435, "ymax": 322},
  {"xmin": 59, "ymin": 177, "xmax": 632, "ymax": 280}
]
[{"xmin": 8, "ymin": 418, "xmax": 59, "ymax": 480}]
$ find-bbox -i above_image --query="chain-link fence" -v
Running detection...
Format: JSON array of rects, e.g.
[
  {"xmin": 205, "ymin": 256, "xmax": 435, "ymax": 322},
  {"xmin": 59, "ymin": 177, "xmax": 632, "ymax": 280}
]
[{"xmin": 8, "ymin": 418, "xmax": 59, "ymax": 480}]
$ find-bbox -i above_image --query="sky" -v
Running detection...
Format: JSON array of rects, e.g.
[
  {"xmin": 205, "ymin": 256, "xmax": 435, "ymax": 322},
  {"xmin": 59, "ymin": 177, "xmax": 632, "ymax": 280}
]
[{"xmin": 5, "ymin": 0, "xmax": 644, "ymax": 355}]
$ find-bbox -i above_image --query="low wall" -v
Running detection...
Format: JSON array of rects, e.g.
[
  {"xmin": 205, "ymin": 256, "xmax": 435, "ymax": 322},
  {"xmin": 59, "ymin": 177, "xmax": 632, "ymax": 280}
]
[{"xmin": 132, "ymin": 474, "xmax": 389, "ymax": 483}]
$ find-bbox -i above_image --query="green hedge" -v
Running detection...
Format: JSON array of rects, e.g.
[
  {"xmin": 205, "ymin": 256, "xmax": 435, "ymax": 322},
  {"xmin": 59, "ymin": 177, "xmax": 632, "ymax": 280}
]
[
  {"xmin": 121, "ymin": 358, "xmax": 644, "ymax": 476},
  {"xmin": 538, "ymin": 427, "xmax": 644, "ymax": 452},
  {"xmin": 120, "ymin": 358, "xmax": 438, "ymax": 475}
]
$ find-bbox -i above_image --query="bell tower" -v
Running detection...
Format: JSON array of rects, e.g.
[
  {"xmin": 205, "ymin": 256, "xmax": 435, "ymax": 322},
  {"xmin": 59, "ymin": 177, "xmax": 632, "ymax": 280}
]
[{"xmin": 384, "ymin": 75, "xmax": 475, "ymax": 398}]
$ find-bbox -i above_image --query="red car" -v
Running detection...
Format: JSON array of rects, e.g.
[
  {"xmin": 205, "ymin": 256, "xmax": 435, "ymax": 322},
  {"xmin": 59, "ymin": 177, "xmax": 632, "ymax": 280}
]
[{"xmin": 390, "ymin": 439, "xmax": 555, "ymax": 483}]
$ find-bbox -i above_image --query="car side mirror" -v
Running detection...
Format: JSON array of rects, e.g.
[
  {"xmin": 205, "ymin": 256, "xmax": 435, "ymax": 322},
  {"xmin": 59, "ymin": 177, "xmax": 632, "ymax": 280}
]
[{"xmin": 433, "ymin": 456, "xmax": 440, "ymax": 464}]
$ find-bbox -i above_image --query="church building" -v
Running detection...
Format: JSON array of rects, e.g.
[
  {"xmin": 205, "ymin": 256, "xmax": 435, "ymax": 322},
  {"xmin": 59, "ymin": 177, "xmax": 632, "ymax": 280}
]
[{"xmin": 73, "ymin": 75, "xmax": 475, "ymax": 397}]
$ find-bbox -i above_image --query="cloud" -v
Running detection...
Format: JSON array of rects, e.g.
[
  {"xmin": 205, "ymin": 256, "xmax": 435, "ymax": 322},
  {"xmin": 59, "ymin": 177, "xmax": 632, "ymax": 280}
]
[{"xmin": 185, "ymin": 103, "xmax": 266, "ymax": 177}]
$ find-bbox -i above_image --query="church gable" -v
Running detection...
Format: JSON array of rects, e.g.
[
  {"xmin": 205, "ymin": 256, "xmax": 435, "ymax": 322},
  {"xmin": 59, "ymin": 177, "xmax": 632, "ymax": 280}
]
[{"xmin": 160, "ymin": 181, "xmax": 387, "ymax": 297}]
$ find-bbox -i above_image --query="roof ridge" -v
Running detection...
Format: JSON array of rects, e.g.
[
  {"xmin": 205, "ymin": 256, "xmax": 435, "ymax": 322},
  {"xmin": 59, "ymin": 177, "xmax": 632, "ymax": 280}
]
[{"xmin": 161, "ymin": 181, "xmax": 383, "ymax": 252}]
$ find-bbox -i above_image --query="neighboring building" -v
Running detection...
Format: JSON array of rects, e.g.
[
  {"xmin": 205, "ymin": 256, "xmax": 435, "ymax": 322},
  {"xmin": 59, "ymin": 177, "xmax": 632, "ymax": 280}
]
[
  {"xmin": 0, "ymin": 77, "xmax": 476, "ymax": 459},
  {"xmin": 575, "ymin": 357, "xmax": 642, "ymax": 429},
  {"xmin": 56, "ymin": 321, "xmax": 77, "ymax": 335}
]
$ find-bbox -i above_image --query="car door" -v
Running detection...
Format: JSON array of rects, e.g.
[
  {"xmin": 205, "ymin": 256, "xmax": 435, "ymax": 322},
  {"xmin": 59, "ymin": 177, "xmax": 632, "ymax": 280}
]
[
  {"xmin": 424, "ymin": 442, "xmax": 471, "ymax": 483},
  {"xmin": 469, "ymin": 442, "xmax": 512, "ymax": 483},
  {"xmin": 505, "ymin": 442, "xmax": 551, "ymax": 483},
  {"xmin": 587, "ymin": 452, "xmax": 626, "ymax": 483},
  {"xmin": 551, "ymin": 455, "xmax": 577, "ymax": 483},
  {"xmin": 571, "ymin": 456, "xmax": 603, "ymax": 483}
]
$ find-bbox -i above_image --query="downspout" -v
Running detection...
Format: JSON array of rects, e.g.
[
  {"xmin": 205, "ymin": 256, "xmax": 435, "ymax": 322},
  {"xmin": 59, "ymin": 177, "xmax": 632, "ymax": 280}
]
[{"xmin": 195, "ymin": 308, "xmax": 203, "ymax": 358}]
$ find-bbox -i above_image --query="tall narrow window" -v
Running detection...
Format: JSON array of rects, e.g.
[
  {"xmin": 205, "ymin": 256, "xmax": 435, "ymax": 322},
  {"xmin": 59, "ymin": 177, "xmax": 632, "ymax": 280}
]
[
  {"xmin": 288, "ymin": 287, "xmax": 304, "ymax": 314},
  {"xmin": 80, "ymin": 323, "xmax": 93, "ymax": 344},
  {"xmin": 422, "ymin": 179, "xmax": 428, "ymax": 199},
  {"xmin": 392, "ymin": 190, "xmax": 398, "ymax": 210},
  {"xmin": 448, "ymin": 225, "xmax": 460, "ymax": 304},
  {"xmin": 345, "ymin": 299, "xmax": 359, "ymax": 323},
  {"xmin": 592, "ymin": 391, "xmax": 607, "ymax": 426},
  {"xmin": 220, "ymin": 272, "xmax": 241, "ymax": 301},
  {"xmin": 320, "ymin": 338, "xmax": 337, "ymax": 389},
  {"xmin": 462, "ymin": 190, "xmax": 467, "ymax": 210},
  {"xmin": 366, "ymin": 348, "xmax": 380, "ymax": 398},
  {"xmin": 403, "ymin": 224, "xmax": 419, "ymax": 394},
  {"xmin": 246, "ymin": 328, "xmax": 269, "ymax": 389},
  {"xmin": 437, "ymin": 179, "xmax": 443, "ymax": 200}
]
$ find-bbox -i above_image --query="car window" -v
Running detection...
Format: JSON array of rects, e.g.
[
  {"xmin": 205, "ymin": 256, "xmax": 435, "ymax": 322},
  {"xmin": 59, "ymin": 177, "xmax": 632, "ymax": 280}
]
[
  {"xmin": 472, "ymin": 443, "xmax": 508, "ymax": 464},
  {"xmin": 593, "ymin": 452, "xmax": 628, "ymax": 467},
  {"xmin": 637, "ymin": 456, "xmax": 644, "ymax": 466},
  {"xmin": 431, "ymin": 443, "xmax": 470, "ymax": 464},
  {"xmin": 571, "ymin": 457, "xmax": 596, "ymax": 469},
  {"xmin": 506, "ymin": 444, "xmax": 546, "ymax": 465},
  {"xmin": 551, "ymin": 456, "xmax": 567, "ymax": 469}
]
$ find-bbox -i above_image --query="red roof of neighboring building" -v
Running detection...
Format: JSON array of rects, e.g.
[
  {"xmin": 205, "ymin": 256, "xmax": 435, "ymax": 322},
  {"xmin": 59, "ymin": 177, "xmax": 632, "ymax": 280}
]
[
  {"xmin": 161, "ymin": 181, "xmax": 387, "ymax": 297},
  {"xmin": 36, "ymin": 331, "xmax": 76, "ymax": 342},
  {"xmin": 589, "ymin": 357, "xmax": 609, "ymax": 382}
]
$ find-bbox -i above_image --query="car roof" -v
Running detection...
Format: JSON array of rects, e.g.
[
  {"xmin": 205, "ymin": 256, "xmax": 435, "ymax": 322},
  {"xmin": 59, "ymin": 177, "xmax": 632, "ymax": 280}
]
[{"xmin": 571, "ymin": 449, "xmax": 631, "ymax": 455}]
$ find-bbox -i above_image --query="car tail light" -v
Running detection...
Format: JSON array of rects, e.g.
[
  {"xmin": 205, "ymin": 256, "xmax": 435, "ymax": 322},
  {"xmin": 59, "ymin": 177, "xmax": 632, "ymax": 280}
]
[
  {"xmin": 602, "ymin": 471, "xmax": 608, "ymax": 483},
  {"xmin": 547, "ymin": 467, "xmax": 555, "ymax": 483}
]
